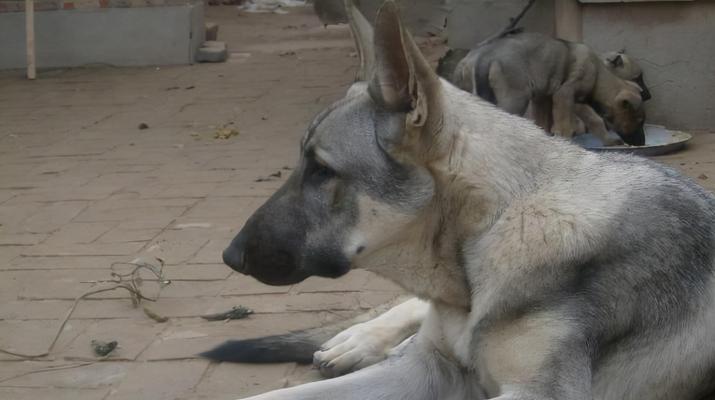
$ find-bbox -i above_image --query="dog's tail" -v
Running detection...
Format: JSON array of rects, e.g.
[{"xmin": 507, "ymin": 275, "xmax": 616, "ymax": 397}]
[
  {"xmin": 199, "ymin": 329, "xmax": 335, "ymax": 364},
  {"xmin": 199, "ymin": 297, "xmax": 407, "ymax": 364}
]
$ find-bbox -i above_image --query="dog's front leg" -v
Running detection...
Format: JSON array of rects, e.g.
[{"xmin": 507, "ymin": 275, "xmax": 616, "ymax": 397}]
[
  {"xmin": 551, "ymin": 85, "xmax": 577, "ymax": 139},
  {"xmin": 239, "ymin": 337, "xmax": 483, "ymax": 400},
  {"xmin": 573, "ymin": 104, "xmax": 623, "ymax": 146},
  {"xmin": 314, "ymin": 297, "xmax": 429, "ymax": 377}
]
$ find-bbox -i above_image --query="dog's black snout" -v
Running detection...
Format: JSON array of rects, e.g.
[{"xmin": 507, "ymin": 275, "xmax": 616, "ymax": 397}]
[
  {"xmin": 629, "ymin": 125, "xmax": 646, "ymax": 146},
  {"xmin": 223, "ymin": 232, "xmax": 248, "ymax": 274},
  {"xmin": 222, "ymin": 246, "xmax": 246, "ymax": 273}
]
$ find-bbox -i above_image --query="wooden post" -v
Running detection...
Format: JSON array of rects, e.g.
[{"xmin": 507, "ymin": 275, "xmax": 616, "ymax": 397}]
[
  {"xmin": 554, "ymin": 0, "xmax": 582, "ymax": 42},
  {"xmin": 25, "ymin": 0, "xmax": 36, "ymax": 80}
]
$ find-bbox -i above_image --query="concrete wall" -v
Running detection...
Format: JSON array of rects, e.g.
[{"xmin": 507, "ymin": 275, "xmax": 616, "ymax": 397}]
[
  {"xmin": 581, "ymin": 1, "xmax": 715, "ymax": 130},
  {"xmin": 446, "ymin": 0, "xmax": 555, "ymax": 49},
  {"xmin": 0, "ymin": 3, "xmax": 204, "ymax": 69}
]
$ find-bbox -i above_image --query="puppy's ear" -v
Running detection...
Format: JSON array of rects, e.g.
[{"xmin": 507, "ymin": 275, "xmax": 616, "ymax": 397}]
[
  {"xmin": 345, "ymin": 0, "xmax": 374, "ymax": 82},
  {"xmin": 368, "ymin": 1, "xmax": 442, "ymax": 147},
  {"xmin": 609, "ymin": 54, "xmax": 624, "ymax": 68}
]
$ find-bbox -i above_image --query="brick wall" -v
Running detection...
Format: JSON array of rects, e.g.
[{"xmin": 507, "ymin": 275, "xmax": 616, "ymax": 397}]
[{"xmin": 0, "ymin": 0, "xmax": 194, "ymax": 13}]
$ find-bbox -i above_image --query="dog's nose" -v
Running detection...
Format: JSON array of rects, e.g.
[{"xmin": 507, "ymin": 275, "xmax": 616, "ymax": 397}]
[
  {"xmin": 223, "ymin": 246, "xmax": 247, "ymax": 273},
  {"xmin": 223, "ymin": 229, "xmax": 253, "ymax": 274}
]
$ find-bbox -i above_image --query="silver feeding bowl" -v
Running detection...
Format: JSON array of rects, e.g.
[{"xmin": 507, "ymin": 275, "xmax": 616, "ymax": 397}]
[{"xmin": 572, "ymin": 124, "xmax": 692, "ymax": 157}]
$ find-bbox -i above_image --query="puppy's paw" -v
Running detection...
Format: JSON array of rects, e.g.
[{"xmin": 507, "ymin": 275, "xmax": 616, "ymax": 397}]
[
  {"xmin": 313, "ymin": 322, "xmax": 400, "ymax": 378},
  {"xmin": 551, "ymin": 125, "xmax": 575, "ymax": 139}
]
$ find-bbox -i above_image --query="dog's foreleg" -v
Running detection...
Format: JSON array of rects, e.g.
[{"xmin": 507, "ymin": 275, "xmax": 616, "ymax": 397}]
[
  {"xmin": 551, "ymin": 85, "xmax": 577, "ymax": 138},
  {"xmin": 239, "ymin": 337, "xmax": 483, "ymax": 400},
  {"xmin": 313, "ymin": 297, "xmax": 429, "ymax": 377},
  {"xmin": 531, "ymin": 97, "xmax": 553, "ymax": 132},
  {"xmin": 488, "ymin": 62, "xmax": 529, "ymax": 115},
  {"xmin": 573, "ymin": 104, "xmax": 623, "ymax": 146}
]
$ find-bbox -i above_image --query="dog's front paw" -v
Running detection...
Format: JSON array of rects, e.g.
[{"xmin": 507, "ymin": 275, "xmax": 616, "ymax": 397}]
[
  {"xmin": 313, "ymin": 322, "xmax": 399, "ymax": 378},
  {"xmin": 551, "ymin": 126, "xmax": 575, "ymax": 139}
]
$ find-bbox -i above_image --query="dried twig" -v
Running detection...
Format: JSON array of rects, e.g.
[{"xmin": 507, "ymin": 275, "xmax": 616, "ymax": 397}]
[{"xmin": 0, "ymin": 258, "xmax": 170, "ymax": 360}]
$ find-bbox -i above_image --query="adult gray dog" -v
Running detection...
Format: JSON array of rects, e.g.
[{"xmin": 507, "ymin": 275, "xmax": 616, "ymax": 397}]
[{"xmin": 204, "ymin": 2, "xmax": 715, "ymax": 399}]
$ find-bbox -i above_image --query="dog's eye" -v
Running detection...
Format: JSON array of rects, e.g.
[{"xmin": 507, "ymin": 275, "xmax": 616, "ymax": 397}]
[
  {"xmin": 313, "ymin": 162, "xmax": 335, "ymax": 179},
  {"xmin": 306, "ymin": 156, "xmax": 336, "ymax": 182}
]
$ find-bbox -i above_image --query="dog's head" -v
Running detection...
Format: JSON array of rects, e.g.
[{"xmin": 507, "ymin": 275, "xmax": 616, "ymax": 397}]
[
  {"xmin": 223, "ymin": 1, "xmax": 444, "ymax": 285},
  {"xmin": 603, "ymin": 51, "xmax": 651, "ymax": 101},
  {"xmin": 603, "ymin": 82, "xmax": 646, "ymax": 146}
]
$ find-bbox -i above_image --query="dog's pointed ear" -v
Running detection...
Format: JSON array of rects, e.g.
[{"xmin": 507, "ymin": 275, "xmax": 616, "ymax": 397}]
[
  {"xmin": 345, "ymin": 0, "xmax": 375, "ymax": 82},
  {"xmin": 607, "ymin": 53, "xmax": 624, "ymax": 68},
  {"xmin": 368, "ymin": 1, "xmax": 441, "ymax": 128}
]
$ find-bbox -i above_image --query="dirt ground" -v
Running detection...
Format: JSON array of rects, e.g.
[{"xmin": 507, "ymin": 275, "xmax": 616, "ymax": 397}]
[{"xmin": 0, "ymin": 5, "xmax": 714, "ymax": 400}]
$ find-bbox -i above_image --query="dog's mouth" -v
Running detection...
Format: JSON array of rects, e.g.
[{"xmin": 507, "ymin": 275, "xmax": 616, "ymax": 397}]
[
  {"xmin": 223, "ymin": 246, "xmax": 311, "ymax": 286},
  {"xmin": 619, "ymin": 124, "xmax": 646, "ymax": 146}
]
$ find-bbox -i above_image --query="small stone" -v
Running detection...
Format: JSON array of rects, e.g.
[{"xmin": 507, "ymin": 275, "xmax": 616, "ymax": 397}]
[
  {"xmin": 91, "ymin": 339, "xmax": 118, "ymax": 357},
  {"xmin": 698, "ymin": 173, "xmax": 708, "ymax": 180},
  {"xmin": 138, "ymin": 123, "xmax": 149, "ymax": 130}
]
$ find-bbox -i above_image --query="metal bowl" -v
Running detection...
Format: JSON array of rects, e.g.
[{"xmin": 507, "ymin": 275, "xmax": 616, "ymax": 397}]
[{"xmin": 572, "ymin": 124, "xmax": 692, "ymax": 157}]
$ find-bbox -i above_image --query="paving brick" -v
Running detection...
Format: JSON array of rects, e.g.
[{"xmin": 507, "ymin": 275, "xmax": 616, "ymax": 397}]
[
  {"xmin": 0, "ymin": 361, "xmax": 132, "ymax": 388},
  {"xmin": 61, "ymin": 319, "xmax": 166, "ymax": 361},
  {"xmin": 42, "ymin": 222, "xmax": 117, "ymax": 246},
  {"xmin": 292, "ymin": 269, "xmax": 373, "ymax": 293},
  {"xmin": 220, "ymin": 274, "xmax": 292, "ymax": 296},
  {"xmin": 3, "ymin": 269, "xmax": 115, "ymax": 301},
  {"xmin": 223, "ymin": 292, "xmax": 362, "ymax": 314},
  {"xmin": 143, "ymin": 229, "xmax": 212, "ymax": 265},
  {"xmin": 0, "ymin": 319, "xmax": 91, "ymax": 361},
  {"xmin": 0, "ymin": 387, "xmax": 110, "ymax": 400},
  {"xmin": 105, "ymin": 360, "xmax": 208, "ymax": 400},
  {"xmin": 96, "ymin": 227, "xmax": 161, "ymax": 243},
  {"xmin": 189, "ymin": 237, "xmax": 231, "ymax": 264},
  {"xmin": 183, "ymin": 197, "xmax": 263, "ymax": 219},
  {"xmin": 19, "ymin": 241, "xmax": 146, "ymax": 257},
  {"xmin": 0, "ymin": 232, "xmax": 48, "ymax": 246},
  {"xmin": 161, "ymin": 264, "xmax": 232, "ymax": 281},
  {"xmin": 7, "ymin": 184, "xmax": 121, "ymax": 203},
  {"xmin": 21, "ymin": 201, "xmax": 89, "ymax": 233},
  {"xmin": 191, "ymin": 362, "xmax": 294, "ymax": 399},
  {"xmin": 5, "ymin": 255, "xmax": 129, "ymax": 270},
  {"xmin": 151, "ymin": 182, "xmax": 219, "ymax": 199},
  {"xmin": 73, "ymin": 204, "xmax": 188, "ymax": 224},
  {"xmin": 0, "ymin": 298, "xmax": 158, "ymax": 321}
]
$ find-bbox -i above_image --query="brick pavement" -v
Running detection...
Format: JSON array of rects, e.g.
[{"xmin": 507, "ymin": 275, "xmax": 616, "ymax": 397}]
[{"xmin": 1, "ymin": 5, "xmax": 714, "ymax": 400}]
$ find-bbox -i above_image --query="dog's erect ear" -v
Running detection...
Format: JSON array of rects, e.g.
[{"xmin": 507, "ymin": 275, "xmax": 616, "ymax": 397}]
[
  {"xmin": 608, "ymin": 54, "xmax": 624, "ymax": 68},
  {"xmin": 345, "ymin": 0, "xmax": 374, "ymax": 82},
  {"xmin": 368, "ymin": 1, "xmax": 441, "ymax": 132}
]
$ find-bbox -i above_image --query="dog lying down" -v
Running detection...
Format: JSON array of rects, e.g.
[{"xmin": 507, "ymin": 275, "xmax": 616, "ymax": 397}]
[{"xmin": 203, "ymin": 1, "xmax": 715, "ymax": 399}]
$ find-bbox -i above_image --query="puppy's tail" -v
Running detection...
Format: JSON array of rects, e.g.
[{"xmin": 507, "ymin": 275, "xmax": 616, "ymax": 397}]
[{"xmin": 199, "ymin": 296, "xmax": 407, "ymax": 364}]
